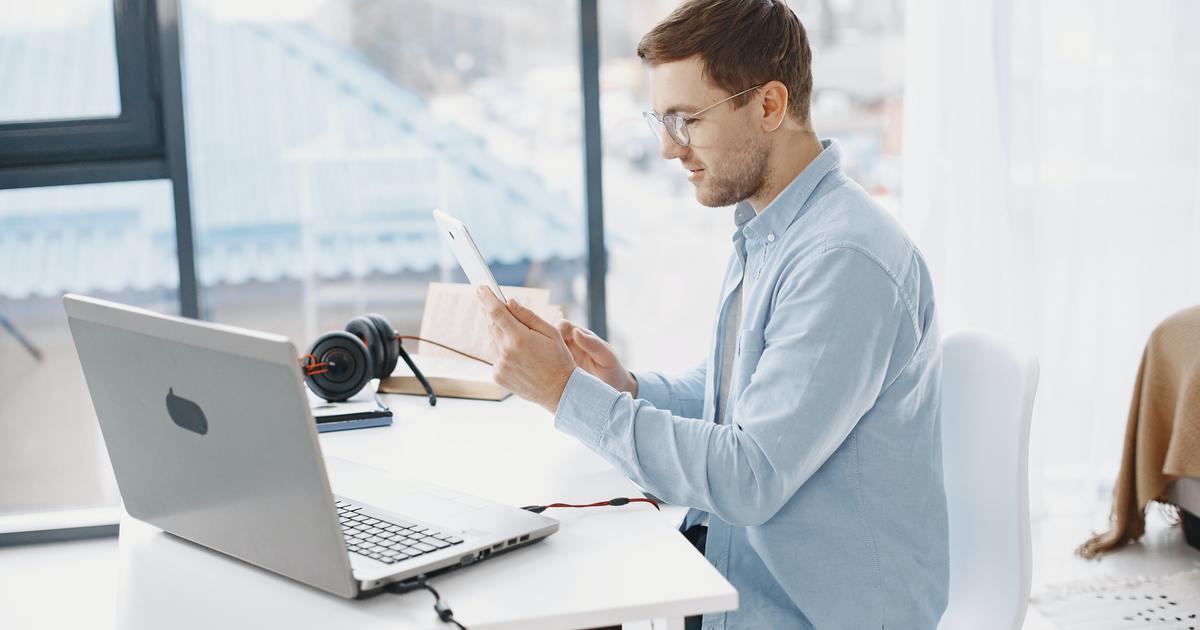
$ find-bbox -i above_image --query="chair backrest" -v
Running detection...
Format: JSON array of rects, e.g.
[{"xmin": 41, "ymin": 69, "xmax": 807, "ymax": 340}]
[{"xmin": 938, "ymin": 330, "xmax": 1039, "ymax": 630}]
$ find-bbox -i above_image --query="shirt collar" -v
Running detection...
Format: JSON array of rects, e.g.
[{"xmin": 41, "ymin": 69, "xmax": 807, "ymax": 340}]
[{"xmin": 734, "ymin": 138, "xmax": 842, "ymax": 241}]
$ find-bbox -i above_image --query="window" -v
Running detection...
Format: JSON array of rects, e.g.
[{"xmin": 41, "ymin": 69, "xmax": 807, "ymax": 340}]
[
  {"xmin": 0, "ymin": 0, "xmax": 121, "ymax": 124},
  {"xmin": 0, "ymin": 180, "xmax": 179, "ymax": 517},
  {"xmin": 180, "ymin": 0, "xmax": 588, "ymax": 347},
  {"xmin": 0, "ymin": 0, "xmax": 164, "ymax": 170},
  {"xmin": 0, "ymin": 0, "xmax": 191, "ymax": 539}
]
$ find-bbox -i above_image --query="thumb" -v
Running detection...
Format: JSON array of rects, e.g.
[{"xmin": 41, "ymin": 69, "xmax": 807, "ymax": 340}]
[
  {"xmin": 508, "ymin": 298, "xmax": 559, "ymax": 339},
  {"xmin": 572, "ymin": 327, "xmax": 614, "ymax": 361}
]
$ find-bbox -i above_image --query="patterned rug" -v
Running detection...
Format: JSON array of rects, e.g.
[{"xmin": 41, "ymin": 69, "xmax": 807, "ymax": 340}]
[{"xmin": 1031, "ymin": 569, "xmax": 1200, "ymax": 629}]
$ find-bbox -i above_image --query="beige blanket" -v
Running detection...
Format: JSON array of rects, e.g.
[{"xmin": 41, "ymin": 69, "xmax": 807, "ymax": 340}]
[{"xmin": 1078, "ymin": 305, "xmax": 1200, "ymax": 558}]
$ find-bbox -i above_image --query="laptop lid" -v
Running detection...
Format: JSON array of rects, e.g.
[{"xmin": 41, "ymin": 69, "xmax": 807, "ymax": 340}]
[{"xmin": 63, "ymin": 294, "xmax": 357, "ymax": 598}]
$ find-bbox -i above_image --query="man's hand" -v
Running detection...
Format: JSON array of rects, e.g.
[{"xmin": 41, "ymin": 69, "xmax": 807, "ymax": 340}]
[
  {"xmin": 557, "ymin": 319, "xmax": 638, "ymax": 397},
  {"xmin": 476, "ymin": 286, "xmax": 577, "ymax": 413}
]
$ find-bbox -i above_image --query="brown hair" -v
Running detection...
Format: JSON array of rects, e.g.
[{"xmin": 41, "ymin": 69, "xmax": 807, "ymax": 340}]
[{"xmin": 636, "ymin": 0, "xmax": 813, "ymax": 124}]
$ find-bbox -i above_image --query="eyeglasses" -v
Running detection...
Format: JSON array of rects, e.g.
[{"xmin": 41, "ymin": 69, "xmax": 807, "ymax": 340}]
[{"xmin": 643, "ymin": 85, "xmax": 763, "ymax": 148}]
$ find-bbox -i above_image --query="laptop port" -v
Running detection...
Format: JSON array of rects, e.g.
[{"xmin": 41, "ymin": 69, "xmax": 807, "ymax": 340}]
[
  {"xmin": 519, "ymin": 535, "xmax": 529, "ymax": 542},
  {"xmin": 492, "ymin": 543, "xmax": 503, "ymax": 551},
  {"xmin": 506, "ymin": 538, "xmax": 518, "ymax": 546}
]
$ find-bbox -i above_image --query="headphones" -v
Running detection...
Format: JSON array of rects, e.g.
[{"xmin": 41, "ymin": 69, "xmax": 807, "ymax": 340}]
[{"xmin": 301, "ymin": 313, "xmax": 436, "ymax": 406}]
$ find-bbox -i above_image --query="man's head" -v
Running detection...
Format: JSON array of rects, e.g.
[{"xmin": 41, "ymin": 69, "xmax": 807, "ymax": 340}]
[{"xmin": 637, "ymin": 0, "xmax": 813, "ymax": 208}]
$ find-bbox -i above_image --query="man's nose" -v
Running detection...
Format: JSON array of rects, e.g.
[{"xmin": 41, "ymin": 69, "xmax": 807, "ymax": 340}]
[{"xmin": 658, "ymin": 131, "xmax": 688, "ymax": 161}]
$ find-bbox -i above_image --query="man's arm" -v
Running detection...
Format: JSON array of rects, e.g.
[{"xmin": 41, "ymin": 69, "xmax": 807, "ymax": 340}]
[
  {"xmin": 630, "ymin": 364, "xmax": 706, "ymax": 419},
  {"xmin": 556, "ymin": 317, "xmax": 706, "ymax": 418},
  {"xmin": 554, "ymin": 247, "xmax": 919, "ymax": 527}
]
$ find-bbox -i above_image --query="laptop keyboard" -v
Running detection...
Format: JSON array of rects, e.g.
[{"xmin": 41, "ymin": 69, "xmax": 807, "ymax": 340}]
[{"xmin": 336, "ymin": 499, "xmax": 464, "ymax": 564}]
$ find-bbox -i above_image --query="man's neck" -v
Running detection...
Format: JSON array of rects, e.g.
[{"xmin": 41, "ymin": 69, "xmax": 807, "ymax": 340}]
[{"xmin": 747, "ymin": 130, "xmax": 824, "ymax": 215}]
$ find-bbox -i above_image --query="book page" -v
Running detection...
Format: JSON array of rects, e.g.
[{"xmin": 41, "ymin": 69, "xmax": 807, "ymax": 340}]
[
  {"xmin": 414, "ymin": 282, "xmax": 556, "ymax": 364},
  {"xmin": 389, "ymin": 353, "xmax": 495, "ymax": 382}
]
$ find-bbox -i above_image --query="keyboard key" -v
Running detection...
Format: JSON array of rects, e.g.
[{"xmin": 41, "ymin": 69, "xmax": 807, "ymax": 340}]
[
  {"xmin": 380, "ymin": 557, "xmax": 395, "ymax": 564},
  {"xmin": 411, "ymin": 542, "xmax": 436, "ymax": 553},
  {"xmin": 427, "ymin": 539, "xmax": 450, "ymax": 549},
  {"xmin": 445, "ymin": 536, "xmax": 463, "ymax": 544}
]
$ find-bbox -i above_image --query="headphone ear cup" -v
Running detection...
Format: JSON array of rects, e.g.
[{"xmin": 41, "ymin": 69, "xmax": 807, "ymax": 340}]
[
  {"xmin": 303, "ymin": 331, "xmax": 372, "ymax": 402},
  {"xmin": 345, "ymin": 316, "xmax": 385, "ymax": 379},
  {"xmin": 366, "ymin": 313, "xmax": 400, "ymax": 378}
]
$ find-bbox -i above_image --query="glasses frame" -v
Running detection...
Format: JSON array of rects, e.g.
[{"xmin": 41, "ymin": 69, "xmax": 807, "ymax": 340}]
[{"xmin": 643, "ymin": 84, "xmax": 763, "ymax": 148}]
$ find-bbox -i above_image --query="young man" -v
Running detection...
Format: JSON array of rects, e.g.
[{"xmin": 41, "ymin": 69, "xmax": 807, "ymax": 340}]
[{"xmin": 476, "ymin": 1, "xmax": 949, "ymax": 627}]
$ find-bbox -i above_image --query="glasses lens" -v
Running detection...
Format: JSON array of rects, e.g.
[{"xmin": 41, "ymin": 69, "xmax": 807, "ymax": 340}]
[
  {"xmin": 643, "ymin": 111, "xmax": 663, "ymax": 141},
  {"xmin": 664, "ymin": 114, "xmax": 689, "ymax": 147}
]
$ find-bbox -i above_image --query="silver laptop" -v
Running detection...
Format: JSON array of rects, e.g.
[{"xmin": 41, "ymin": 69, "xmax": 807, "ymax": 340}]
[{"xmin": 63, "ymin": 294, "xmax": 558, "ymax": 598}]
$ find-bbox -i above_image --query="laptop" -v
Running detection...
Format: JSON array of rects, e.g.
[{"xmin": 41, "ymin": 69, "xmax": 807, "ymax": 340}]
[{"xmin": 63, "ymin": 294, "xmax": 558, "ymax": 598}]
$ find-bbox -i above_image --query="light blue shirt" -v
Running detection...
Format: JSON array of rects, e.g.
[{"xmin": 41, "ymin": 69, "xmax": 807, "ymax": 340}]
[{"xmin": 554, "ymin": 139, "xmax": 949, "ymax": 629}]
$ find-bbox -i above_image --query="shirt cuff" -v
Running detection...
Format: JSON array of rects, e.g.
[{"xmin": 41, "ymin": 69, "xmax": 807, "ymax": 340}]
[
  {"xmin": 553, "ymin": 367, "xmax": 621, "ymax": 449},
  {"xmin": 631, "ymin": 370, "xmax": 674, "ymax": 410}
]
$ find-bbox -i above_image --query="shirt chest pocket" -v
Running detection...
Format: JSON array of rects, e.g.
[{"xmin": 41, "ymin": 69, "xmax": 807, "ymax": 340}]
[{"xmin": 732, "ymin": 328, "xmax": 766, "ymax": 395}]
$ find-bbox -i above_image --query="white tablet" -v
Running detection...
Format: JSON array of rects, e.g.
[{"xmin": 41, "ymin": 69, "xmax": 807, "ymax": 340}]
[{"xmin": 432, "ymin": 209, "xmax": 506, "ymax": 302}]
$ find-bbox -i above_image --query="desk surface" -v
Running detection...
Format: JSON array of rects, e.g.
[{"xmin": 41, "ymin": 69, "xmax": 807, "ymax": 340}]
[{"xmin": 1, "ymin": 393, "xmax": 736, "ymax": 629}]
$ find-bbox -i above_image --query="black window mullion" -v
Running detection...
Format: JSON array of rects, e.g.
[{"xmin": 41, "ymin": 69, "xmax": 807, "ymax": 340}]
[{"xmin": 0, "ymin": 0, "xmax": 162, "ymax": 166}]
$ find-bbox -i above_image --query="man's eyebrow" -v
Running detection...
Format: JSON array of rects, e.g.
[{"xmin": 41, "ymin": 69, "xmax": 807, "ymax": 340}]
[{"xmin": 660, "ymin": 103, "xmax": 700, "ymax": 116}]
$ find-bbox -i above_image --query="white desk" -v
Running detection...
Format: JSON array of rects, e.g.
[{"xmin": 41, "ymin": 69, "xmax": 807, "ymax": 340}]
[{"xmin": 0, "ymin": 393, "xmax": 736, "ymax": 629}]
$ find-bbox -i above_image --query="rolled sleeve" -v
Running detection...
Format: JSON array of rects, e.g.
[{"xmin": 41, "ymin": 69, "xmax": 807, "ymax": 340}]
[{"xmin": 553, "ymin": 367, "xmax": 621, "ymax": 449}]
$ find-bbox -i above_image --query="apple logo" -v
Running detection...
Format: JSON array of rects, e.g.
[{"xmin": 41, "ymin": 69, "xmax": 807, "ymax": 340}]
[{"xmin": 166, "ymin": 388, "xmax": 208, "ymax": 435}]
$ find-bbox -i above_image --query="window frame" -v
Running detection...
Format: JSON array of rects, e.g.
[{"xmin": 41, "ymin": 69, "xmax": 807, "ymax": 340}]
[
  {"xmin": 0, "ymin": 0, "xmax": 198, "ymax": 317},
  {"xmin": 0, "ymin": 0, "xmax": 163, "ymax": 169}
]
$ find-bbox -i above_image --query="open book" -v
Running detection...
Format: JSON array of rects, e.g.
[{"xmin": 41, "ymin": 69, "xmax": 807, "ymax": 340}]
[{"xmin": 377, "ymin": 283, "xmax": 562, "ymax": 401}]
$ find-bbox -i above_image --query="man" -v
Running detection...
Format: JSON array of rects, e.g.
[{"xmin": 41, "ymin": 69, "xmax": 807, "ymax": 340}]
[{"xmin": 476, "ymin": 0, "xmax": 949, "ymax": 627}]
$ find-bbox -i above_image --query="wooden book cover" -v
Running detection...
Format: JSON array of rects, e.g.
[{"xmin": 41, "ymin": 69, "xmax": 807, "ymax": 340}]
[{"xmin": 377, "ymin": 283, "xmax": 561, "ymax": 402}]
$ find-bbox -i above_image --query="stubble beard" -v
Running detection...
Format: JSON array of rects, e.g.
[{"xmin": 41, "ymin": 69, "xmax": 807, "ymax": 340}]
[{"xmin": 695, "ymin": 134, "xmax": 771, "ymax": 208}]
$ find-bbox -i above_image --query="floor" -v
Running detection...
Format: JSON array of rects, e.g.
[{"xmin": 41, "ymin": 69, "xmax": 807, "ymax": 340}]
[{"xmin": 1023, "ymin": 503, "xmax": 1200, "ymax": 628}]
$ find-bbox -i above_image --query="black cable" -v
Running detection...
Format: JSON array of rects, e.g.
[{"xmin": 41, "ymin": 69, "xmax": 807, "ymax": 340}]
[{"xmin": 388, "ymin": 576, "xmax": 466, "ymax": 629}]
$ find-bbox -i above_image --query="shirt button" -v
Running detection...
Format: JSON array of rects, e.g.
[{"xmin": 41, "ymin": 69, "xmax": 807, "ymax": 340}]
[{"xmin": 766, "ymin": 232, "xmax": 776, "ymax": 243}]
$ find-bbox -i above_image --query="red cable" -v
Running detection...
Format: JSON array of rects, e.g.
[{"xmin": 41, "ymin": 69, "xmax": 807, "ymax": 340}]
[
  {"xmin": 396, "ymin": 335, "xmax": 494, "ymax": 366},
  {"xmin": 530, "ymin": 498, "xmax": 660, "ymax": 512}
]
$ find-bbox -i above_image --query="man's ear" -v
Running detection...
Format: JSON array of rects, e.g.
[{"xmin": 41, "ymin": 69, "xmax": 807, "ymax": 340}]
[{"xmin": 759, "ymin": 80, "xmax": 789, "ymax": 132}]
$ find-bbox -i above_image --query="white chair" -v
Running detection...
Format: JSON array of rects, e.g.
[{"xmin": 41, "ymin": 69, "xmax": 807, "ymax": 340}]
[{"xmin": 938, "ymin": 331, "xmax": 1039, "ymax": 630}]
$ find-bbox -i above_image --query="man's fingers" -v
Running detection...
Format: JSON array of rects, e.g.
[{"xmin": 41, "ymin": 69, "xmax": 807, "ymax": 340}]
[
  {"xmin": 476, "ymin": 285, "xmax": 523, "ymax": 338},
  {"xmin": 572, "ymin": 327, "xmax": 610, "ymax": 353},
  {"xmin": 561, "ymin": 336, "xmax": 588, "ymax": 364},
  {"xmin": 507, "ymin": 298, "xmax": 560, "ymax": 339}
]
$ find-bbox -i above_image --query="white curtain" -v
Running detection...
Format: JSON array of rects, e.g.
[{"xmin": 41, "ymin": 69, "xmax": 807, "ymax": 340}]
[{"xmin": 902, "ymin": 0, "xmax": 1200, "ymax": 515}]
